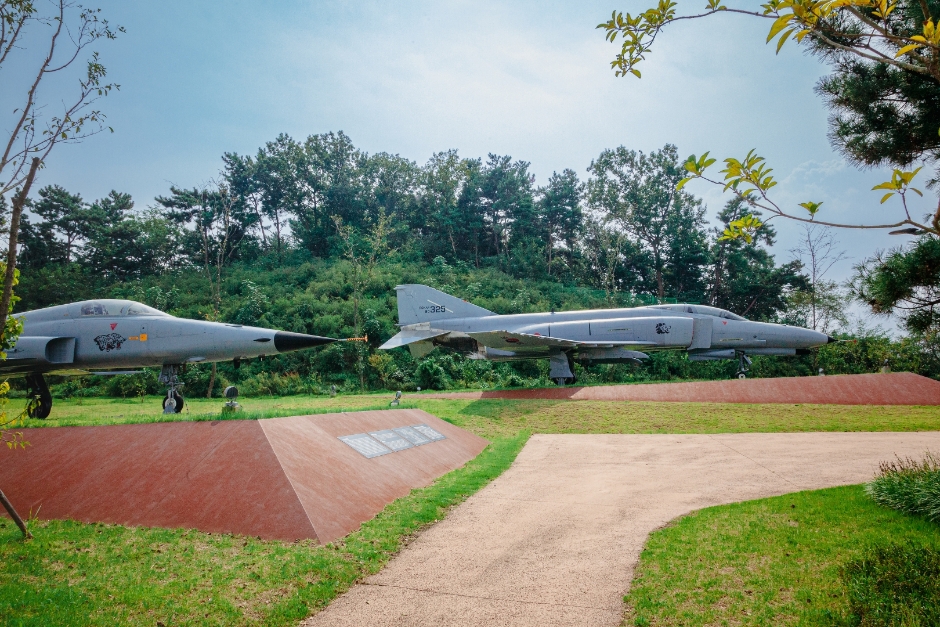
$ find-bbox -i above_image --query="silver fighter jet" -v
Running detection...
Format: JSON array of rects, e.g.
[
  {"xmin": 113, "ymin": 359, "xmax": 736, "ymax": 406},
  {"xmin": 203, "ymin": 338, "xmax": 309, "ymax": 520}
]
[
  {"xmin": 2, "ymin": 299, "xmax": 337, "ymax": 418},
  {"xmin": 380, "ymin": 285, "xmax": 833, "ymax": 384}
]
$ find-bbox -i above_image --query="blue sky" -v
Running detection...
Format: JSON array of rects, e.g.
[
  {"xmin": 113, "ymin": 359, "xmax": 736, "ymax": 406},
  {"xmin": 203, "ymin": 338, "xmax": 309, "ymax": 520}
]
[{"xmin": 4, "ymin": 1, "xmax": 926, "ymax": 327}]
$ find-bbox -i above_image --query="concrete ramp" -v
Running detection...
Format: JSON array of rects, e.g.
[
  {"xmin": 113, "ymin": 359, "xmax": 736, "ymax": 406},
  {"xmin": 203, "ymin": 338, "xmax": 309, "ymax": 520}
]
[
  {"xmin": 425, "ymin": 372, "xmax": 940, "ymax": 405},
  {"xmin": 0, "ymin": 409, "xmax": 488, "ymax": 543}
]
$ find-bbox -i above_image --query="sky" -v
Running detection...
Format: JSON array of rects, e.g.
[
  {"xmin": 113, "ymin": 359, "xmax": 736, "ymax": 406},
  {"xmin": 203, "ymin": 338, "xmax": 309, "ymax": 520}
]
[{"xmin": 3, "ymin": 0, "xmax": 925, "ymax": 331}]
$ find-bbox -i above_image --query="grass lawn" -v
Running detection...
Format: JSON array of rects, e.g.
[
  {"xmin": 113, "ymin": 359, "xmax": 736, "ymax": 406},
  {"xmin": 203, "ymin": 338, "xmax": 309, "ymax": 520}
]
[
  {"xmin": 625, "ymin": 485, "xmax": 940, "ymax": 627},
  {"xmin": 16, "ymin": 393, "xmax": 940, "ymax": 436}
]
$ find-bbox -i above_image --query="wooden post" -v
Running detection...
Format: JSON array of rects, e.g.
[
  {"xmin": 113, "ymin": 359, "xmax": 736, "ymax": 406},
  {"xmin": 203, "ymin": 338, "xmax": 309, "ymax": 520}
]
[{"xmin": 0, "ymin": 488, "xmax": 32, "ymax": 539}]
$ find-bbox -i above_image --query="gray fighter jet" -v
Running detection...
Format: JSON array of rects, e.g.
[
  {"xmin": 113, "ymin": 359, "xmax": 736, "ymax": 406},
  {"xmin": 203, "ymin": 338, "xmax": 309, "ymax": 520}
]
[
  {"xmin": 380, "ymin": 285, "xmax": 833, "ymax": 384},
  {"xmin": 2, "ymin": 299, "xmax": 337, "ymax": 418}
]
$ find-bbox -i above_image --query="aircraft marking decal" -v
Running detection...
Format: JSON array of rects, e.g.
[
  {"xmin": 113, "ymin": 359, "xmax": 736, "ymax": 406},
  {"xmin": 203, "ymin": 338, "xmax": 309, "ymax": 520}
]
[
  {"xmin": 420, "ymin": 300, "xmax": 448, "ymax": 314},
  {"xmin": 94, "ymin": 333, "xmax": 127, "ymax": 352},
  {"xmin": 655, "ymin": 323, "xmax": 671, "ymax": 335},
  {"xmin": 110, "ymin": 323, "xmax": 118, "ymax": 330}
]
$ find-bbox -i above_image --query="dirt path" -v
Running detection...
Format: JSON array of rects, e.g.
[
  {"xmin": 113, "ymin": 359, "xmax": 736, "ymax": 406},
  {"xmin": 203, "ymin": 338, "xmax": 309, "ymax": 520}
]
[{"xmin": 301, "ymin": 432, "xmax": 940, "ymax": 627}]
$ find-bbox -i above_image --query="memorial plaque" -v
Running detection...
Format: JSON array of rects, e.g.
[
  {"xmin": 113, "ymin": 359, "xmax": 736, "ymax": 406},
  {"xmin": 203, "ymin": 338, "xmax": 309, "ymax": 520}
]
[
  {"xmin": 412, "ymin": 424, "xmax": 446, "ymax": 441},
  {"xmin": 338, "ymin": 433, "xmax": 392, "ymax": 458},
  {"xmin": 394, "ymin": 425, "xmax": 431, "ymax": 446},
  {"xmin": 369, "ymin": 429, "xmax": 413, "ymax": 452}
]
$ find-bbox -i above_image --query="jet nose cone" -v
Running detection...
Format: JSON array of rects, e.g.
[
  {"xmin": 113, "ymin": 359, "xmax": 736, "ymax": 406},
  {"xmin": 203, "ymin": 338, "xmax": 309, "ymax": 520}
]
[
  {"xmin": 273, "ymin": 331, "xmax": 337, "ymax": 353},
  {"xmin": 827, "ymin": 335, "xmax": 837, "ymax": 344}
]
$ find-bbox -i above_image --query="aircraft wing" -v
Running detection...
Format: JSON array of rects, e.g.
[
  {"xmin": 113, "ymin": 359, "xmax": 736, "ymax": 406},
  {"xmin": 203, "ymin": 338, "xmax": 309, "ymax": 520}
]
[
  {"xmin": 379, "ymin": 328, "xmax": 450, "ymax": 349},
  {"xmin": 466, "ymin": 330, "xmax": 654, "ymax": 352}
]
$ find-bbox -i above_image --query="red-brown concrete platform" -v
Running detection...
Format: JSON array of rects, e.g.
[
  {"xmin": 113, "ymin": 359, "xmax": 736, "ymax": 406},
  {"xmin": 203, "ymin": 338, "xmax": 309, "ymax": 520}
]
[
  {"xmin": 0, "ymin": 409, "xmax": 488, "ymax": 543},
  {"xmin": 424, "ymin": 372, "xmax": 940, "ymax": 405}
]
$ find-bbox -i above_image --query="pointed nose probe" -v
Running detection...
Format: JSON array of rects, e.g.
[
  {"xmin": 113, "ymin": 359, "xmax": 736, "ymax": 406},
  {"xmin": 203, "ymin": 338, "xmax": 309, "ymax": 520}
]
[{"xmin": 273, "ymin": 331, "xmax": 337, "ymax": 353}]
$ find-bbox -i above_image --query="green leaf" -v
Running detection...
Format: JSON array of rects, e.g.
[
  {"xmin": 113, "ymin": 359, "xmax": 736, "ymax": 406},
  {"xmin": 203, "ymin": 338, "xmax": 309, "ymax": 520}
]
[
  {"xmin": 676, "ymin": 177, "xmax": 691, "ymax": 190},
  {"xmin": 880, "ymin": 193, "xmax": 894, "ymax": 204}
]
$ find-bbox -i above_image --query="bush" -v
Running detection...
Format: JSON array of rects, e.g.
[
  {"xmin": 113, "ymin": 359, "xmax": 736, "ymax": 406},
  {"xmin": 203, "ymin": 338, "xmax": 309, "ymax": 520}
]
[
  {"xmin": 414, "ymin": 360, "xmax": 447, "ymax": 390},
  {"xmin": 841, "ymin": 542, "xmax": 940, "ymax": 627},
  {"xmin": 238, "ymin": 372, "xmax": 321, "ymax": 397},
  {"xmin": 866, "ymin": 453, "xmax": 940, "ymax": 523}
]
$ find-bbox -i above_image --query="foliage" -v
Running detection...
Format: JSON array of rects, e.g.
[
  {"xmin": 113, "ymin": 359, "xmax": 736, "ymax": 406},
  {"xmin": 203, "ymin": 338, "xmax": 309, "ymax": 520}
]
[
  {"xmin": 853, "ymin": 235, "xmax": 940, "ymax": 333},
  {"xmin": 624, "ymin": 485, "xmax": 940, "ymax": 627},
  {"xmin": 0, "ymin": 0, "xmax": 123, "ymax": 198},
  {"xmin": 414, "ymin": 359, "xmax": 448, "ymax": 390},
  {"xmin": 0, "ymin": 263, "xmax": 26, "ymax": 449},
  {"xmin": 866, "ymin": 452, "xmax": 940, "ymax": 522},
  {"xmin": 598, "ymin": 1, "xmax": 940, "ymax": 240},
  {"xmin": 586, "ymin": 144, "xmax": 709, "ymax": 301},
  {"xmin": 840, "ymin": 542, "xmax": 940, "ymax": 627}
]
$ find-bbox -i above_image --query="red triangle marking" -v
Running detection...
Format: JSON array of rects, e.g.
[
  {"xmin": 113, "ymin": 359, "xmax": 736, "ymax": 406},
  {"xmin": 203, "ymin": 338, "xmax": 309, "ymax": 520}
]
[{"xmin": 110, "ymin": 323, "xmax": 117, "ymax": 330}]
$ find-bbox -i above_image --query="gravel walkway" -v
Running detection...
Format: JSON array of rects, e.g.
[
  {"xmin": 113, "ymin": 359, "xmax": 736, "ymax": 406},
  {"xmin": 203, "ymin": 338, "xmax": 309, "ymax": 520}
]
[{"xmin": 301, "ymin": 432, "xmax": 940, "ymax": 627}]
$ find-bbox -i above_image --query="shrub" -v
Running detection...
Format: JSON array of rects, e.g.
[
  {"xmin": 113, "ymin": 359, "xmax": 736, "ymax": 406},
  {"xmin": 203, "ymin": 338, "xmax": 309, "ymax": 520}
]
[
  {"xmin": 841, "ymin": 542, "xmax": 940, "ymax": 627},
  {"xmin": 866, "ymin": 452, "xmax": 940, "ymax": 523},
  {"xmin": 414, "ymin": 360, "xmax": 447, "ymax": 390},
  {"xmin": 238, "ymin": 372, "xmax": 320, "ymax": 397}
]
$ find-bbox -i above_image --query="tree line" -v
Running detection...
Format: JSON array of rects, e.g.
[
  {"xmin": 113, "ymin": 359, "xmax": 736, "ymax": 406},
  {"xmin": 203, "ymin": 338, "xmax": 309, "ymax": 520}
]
[{"xmin": 16, "ymin": 134, "xmax": 811, "ymax": 323}]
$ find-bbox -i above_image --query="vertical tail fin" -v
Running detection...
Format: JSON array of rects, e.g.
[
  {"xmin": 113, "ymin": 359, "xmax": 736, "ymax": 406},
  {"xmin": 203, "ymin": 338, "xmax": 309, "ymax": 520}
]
[{"xmin": 394, "ymin": 284, "xmax": 494, "ymax": 326}]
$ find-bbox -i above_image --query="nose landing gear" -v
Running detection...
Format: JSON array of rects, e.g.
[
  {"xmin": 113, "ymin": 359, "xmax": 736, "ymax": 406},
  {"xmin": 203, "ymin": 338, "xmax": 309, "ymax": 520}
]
[
  {"xmin": 735, "ymin": 351, "xmax": 752, "ymax": 380},
  {"xmin": 159, "ymin": 364, "xmax": 185, "ymax": 414}
]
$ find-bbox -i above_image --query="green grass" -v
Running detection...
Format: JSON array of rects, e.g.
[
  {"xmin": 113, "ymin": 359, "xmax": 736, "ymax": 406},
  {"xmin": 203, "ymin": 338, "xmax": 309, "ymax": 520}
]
[
  {"xmin": 624, "ymin": 485, "xmax": 940, "ymax": 627},
  {"xmin": 0, "ymin": 432, "xmax": 528, "ymax": 626},
  {"xmin": 17, "ymin": 394, "xmax": 940, "ymax": 437}
]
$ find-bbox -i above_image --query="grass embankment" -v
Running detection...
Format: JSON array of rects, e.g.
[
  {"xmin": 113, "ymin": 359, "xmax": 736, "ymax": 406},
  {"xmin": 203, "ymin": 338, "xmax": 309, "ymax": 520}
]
[
  {"xmin": 0, "ymin": 433, "xmax": 527, "ymax": 626},
  {"xmin": 625, "ymin": 485, "xmax": 940, "ymax": 627},
  {"xmin": 19, "ymin": 394, "xmax": 940, "ymax": 435}
]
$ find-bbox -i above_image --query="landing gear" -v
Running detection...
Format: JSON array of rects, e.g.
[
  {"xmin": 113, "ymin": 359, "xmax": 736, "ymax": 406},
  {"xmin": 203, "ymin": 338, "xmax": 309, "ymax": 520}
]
[
  {"xmin": 159, "ymin": 364, "xmax": 185, "ymax": 414},
  {"xmin": 162, "ymin": 391, "xmax": 185, "ymax": 413},
  {"xmin": 25, "ymin": 373, "xmax": 52, "ymax": 419},
  {"xmin": 735, "ymin": 351, "xmax": 752, "ymax": 380},
  {"xmin": 551, "ymin": 353, "xmax": 577, "ymax": 386}
]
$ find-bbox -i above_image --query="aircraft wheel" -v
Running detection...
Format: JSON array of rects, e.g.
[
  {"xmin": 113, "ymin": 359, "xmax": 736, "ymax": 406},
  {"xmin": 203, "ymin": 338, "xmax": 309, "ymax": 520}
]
[
  {"xmin": 737, "ymin": 372, "xmax": 747, "ymax": 380},
  {"xmin": 162, "ymin": 392, "xmax": 185, "ymax": 413}
]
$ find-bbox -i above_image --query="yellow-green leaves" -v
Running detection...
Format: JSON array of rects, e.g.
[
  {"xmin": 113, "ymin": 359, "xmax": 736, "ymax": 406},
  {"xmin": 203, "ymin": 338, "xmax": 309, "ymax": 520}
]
[
  {"xmin": 720, "ymin": 150, "xmax": 777, "ymax": 197},
  {"xmin": 719, "ymin": 214, "xmax": 764, "ymax": 243},
  {"xmin": 872, "ymin": 167, "xmax": 923, "ymax": 204},
  {"xmin": 604, "ymin": 1, "xmax": 939, "ymax": 82},
  {"xmin": 799, "ymin": 201, "xmax": 823, "ymax": 217},
  {"xmin": 677, "ymin": 152, "xmax": 716, "ymax": 189},
  {"xmin": 596, "ymin": 1, "xmax": 679, "ymax": 77}
]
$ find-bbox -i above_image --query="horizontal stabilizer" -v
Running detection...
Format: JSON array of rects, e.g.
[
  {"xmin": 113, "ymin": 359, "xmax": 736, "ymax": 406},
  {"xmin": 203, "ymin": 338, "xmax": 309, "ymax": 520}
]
[
  {"xmin": 467, "ymin": 330, "xmax": 653, "ymax": 353},
  {"xmin": 380, "ymin": 328, "xmax": 450, "ymax": 350},
  {"xmin": 394, "ymin": 285, "xmax": 494, "ymax": 326}
]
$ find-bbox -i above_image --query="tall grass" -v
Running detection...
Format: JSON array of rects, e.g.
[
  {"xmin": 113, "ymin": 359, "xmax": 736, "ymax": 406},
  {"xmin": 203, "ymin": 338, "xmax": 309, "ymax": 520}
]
[{"xmin": 865, "ymin": 452, "xmax": 940, "ymax": 523}]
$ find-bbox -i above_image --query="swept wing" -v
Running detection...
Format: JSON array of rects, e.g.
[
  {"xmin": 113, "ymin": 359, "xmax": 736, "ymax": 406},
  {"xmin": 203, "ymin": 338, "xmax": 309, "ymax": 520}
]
[{"xmin": 466, "ymin": 330, "xmax": 654, "ymax": 352}]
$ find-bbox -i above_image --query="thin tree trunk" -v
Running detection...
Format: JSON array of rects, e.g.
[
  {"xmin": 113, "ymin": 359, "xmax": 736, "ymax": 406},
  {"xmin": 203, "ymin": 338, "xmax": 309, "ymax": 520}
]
[
  {"xmin": 0, "ymin": 487, "xmax": 32, "ymax": 539},
  {"xmin": 0, "ymin": 157, "xmax": 40, "ymax": 338},
  {"xmin": 207, "ymin": 362, "xmax": 216, "ymax": 399}
]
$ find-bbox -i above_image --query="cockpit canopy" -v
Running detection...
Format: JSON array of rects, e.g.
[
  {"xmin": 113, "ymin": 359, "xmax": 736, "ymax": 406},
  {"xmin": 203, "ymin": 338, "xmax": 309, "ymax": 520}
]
[
  {"xmin": 70, "ymin": 300, "xmax": 169, "ymax": 318},
  {"xmin": 649, "ymin": 303, "xmax": 747, "ymax": 321}
]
